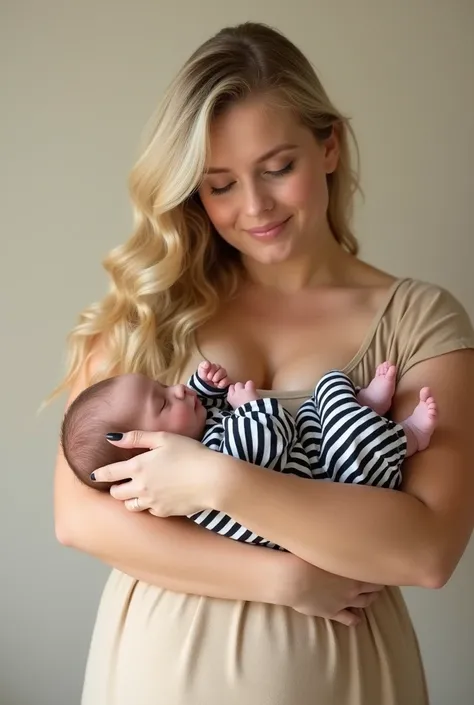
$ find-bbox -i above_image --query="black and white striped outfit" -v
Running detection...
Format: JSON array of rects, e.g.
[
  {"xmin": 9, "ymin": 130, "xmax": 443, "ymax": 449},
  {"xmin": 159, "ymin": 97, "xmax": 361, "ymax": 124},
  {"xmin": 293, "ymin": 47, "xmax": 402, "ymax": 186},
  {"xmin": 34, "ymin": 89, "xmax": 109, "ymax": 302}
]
[{"xmin": 188, "ymin": 369, "xmax": 407, "ymax": 550}]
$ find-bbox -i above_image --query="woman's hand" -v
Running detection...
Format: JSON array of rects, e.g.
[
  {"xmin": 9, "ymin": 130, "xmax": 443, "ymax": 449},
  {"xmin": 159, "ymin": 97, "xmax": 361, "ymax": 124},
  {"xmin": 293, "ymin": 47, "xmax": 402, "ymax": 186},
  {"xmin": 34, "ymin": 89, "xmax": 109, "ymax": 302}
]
[
  {"xmin": 91, "ymin": 431, "xmax": 221, "ymax": 516},
  {"xmin": 281, "ymin": 553, "xmax": 384, "ymax": 626},
  {"xmin": 91, "ymin": 433, "xmax": 382, "ymax": 626}
]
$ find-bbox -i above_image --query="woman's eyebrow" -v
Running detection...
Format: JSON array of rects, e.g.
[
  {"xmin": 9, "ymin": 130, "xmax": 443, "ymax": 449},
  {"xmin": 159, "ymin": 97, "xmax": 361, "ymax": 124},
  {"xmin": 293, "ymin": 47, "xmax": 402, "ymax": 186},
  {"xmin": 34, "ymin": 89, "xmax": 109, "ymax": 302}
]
[{"xmin": 205, "ymin": 143, "xmax": 298, "ymax": 175}]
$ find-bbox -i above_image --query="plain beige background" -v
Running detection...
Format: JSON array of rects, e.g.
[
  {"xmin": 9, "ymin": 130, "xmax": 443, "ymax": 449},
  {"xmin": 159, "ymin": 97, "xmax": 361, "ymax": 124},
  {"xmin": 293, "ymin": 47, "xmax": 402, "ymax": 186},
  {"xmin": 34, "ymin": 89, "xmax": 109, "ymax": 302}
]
[{"xmin": 2, "ymin": 1, "xmax": 473, "ymax": 704}]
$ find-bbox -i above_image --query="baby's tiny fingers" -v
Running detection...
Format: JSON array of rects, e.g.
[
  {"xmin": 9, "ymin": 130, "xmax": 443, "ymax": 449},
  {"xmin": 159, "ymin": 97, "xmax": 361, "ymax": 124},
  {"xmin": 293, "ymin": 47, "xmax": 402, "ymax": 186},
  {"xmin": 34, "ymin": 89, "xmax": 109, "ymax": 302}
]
[
  {"xmin": 203, "ymin": 364, "xmax": 217, "ymax": 380},
  {"xmin": 213, "ymin": 368, "xmax": 227, "ymax": 383}
]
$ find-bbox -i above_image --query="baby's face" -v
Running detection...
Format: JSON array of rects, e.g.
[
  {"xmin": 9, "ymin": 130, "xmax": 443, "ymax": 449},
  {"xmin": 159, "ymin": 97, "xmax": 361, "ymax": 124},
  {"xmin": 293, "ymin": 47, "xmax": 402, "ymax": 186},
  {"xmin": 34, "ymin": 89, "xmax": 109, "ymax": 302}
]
[{"xmin": 110, "ymin": 374, "xmax": 207, "ymax": 440}]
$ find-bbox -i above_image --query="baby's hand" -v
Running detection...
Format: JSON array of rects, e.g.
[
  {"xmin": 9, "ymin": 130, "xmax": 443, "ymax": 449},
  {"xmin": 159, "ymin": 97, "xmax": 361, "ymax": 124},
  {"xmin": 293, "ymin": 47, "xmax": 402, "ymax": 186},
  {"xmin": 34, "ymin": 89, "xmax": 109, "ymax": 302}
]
[
  {"xmin": 198, "ymin": 360, "xmax": 231, "ymax": 389},
  {"xmin": 227, "ymin": 381, "xmax": 260, "ymax": 409}
]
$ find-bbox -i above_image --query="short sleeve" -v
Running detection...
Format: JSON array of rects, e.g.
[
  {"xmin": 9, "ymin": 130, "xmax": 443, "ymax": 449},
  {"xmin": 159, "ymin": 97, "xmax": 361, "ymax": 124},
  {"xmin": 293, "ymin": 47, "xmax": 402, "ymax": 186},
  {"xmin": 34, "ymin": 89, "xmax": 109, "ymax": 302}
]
[{"xmin": 390, "ymin": 280, "xmax": 474, "ymax": 379}]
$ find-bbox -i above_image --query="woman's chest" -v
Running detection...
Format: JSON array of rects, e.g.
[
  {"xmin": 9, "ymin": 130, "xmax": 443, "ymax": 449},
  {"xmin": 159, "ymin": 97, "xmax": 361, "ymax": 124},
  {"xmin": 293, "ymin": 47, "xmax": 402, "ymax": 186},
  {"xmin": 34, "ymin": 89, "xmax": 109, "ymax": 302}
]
[{"xmin": 183, "ymin": 288, "xmax": 382, "ymax": 391}]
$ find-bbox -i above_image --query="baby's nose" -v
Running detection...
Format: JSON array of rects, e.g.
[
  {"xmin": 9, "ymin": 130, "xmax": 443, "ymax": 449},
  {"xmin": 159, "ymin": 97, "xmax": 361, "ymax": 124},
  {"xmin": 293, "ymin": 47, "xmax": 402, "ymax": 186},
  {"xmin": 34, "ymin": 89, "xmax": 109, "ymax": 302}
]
[{"xmin": 173, "ymin": 384, "xmax": 187, "ymax": 399}]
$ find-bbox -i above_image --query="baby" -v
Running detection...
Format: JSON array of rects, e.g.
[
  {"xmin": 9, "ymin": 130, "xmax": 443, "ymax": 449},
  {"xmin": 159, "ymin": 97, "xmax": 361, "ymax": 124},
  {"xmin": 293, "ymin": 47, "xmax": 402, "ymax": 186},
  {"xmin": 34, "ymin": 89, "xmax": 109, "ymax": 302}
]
[{"xmin": 61, "ymin": 361, "xmax": 437, "ymax": 549}]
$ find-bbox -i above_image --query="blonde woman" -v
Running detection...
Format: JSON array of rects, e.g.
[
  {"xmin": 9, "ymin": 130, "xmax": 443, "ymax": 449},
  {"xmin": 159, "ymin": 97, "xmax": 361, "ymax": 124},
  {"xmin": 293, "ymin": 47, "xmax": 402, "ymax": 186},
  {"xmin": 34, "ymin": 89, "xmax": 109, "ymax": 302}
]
[{"xmin": 53, "ymin": 22, "xmax": 474, "ymax": 705}]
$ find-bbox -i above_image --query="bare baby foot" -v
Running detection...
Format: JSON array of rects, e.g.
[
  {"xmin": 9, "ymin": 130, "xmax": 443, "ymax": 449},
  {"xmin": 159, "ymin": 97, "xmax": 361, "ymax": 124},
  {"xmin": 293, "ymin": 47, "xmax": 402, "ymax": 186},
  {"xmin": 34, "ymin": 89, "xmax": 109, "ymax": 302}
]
[
  {"xmin": 402, "ymin": 387, "xmax": 438, "ymax": 456},
  {"xmin": 357, "ymin": 361, "xmax": 397, "ymax": 415}
]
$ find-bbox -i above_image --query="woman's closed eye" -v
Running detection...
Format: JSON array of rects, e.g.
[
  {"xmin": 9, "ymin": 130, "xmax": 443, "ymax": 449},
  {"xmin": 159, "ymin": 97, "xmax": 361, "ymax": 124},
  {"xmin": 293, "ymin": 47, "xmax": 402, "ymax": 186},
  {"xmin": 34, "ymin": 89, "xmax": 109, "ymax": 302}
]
[
  {"xmin": 265, "ymin": 160, "xmax": 295, "ymax": 178},
  {"xmin": 211, "ymin": 182, "xmax": 235, "ymax": 196},
  {"xmin": 210, "ymin": 161, "xmax": 295, "ymax": 196}
]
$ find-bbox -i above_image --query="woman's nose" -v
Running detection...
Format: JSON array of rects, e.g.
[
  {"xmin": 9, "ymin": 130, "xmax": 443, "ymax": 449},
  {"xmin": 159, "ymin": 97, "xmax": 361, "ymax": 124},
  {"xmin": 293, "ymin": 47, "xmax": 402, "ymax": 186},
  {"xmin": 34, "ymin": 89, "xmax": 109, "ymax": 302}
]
[{"xmin": 242, "ymin": 182, "xmax": 274, "ymax": 217}]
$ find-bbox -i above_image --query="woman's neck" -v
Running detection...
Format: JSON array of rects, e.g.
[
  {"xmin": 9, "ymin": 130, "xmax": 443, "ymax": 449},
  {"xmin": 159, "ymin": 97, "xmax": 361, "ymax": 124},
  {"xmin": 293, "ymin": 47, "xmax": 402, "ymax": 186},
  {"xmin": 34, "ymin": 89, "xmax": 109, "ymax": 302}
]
[{"xmin": 242, "ymin": 232, "xmax": 354, "ymax": 294}]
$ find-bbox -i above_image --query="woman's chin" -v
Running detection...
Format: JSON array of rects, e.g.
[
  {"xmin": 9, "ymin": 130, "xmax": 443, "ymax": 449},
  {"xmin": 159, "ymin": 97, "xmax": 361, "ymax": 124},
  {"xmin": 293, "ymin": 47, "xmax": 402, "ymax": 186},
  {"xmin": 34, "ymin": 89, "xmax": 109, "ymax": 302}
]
[{"xmin": 246, "ymin": 242, "xmax": 296, "ymax": 266}]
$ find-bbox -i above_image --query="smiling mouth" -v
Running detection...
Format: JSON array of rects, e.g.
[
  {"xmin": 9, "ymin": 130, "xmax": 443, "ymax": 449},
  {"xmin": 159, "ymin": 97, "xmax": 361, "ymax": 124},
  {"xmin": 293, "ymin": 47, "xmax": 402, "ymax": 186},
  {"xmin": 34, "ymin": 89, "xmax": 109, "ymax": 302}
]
[{"xmin": 245, "ymin": 217, "xmax": 291, "ymax": 238}]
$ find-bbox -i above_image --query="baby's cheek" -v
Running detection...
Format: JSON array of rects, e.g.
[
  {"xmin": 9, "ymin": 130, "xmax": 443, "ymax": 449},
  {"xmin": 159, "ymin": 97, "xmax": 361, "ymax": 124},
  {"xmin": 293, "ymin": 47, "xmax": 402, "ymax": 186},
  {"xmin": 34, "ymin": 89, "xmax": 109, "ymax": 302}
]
[
  {"xmin": 140, "ymin": 407, "xmax": 163, "ymax": 432},
  {"xmin": 167, "ymin": 406, "xmax": 196, "ymax": 435}
]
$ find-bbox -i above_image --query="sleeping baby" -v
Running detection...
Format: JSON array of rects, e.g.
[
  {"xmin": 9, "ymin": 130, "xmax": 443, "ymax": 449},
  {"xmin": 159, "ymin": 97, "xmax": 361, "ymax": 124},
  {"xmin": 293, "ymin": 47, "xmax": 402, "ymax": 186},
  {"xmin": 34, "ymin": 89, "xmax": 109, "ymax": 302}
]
[{"xmin": 61, "ymin": 360, "xmax": 437, "ymax": 549}]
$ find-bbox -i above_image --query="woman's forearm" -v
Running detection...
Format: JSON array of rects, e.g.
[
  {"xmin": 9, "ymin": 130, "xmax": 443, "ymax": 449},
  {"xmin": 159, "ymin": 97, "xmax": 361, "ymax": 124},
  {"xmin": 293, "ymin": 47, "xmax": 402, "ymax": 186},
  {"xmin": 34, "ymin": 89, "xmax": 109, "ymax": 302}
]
[
  {"xmin": 211, "ymin": 457, "xmax": 442, "ymax": 588},
  {"xmin": 55, "ymin": 454, "xmax": 292, "ymax": 605},
  {"xmin": 209, "ymin": 353, "xmax": 474, "ymax": 589}
]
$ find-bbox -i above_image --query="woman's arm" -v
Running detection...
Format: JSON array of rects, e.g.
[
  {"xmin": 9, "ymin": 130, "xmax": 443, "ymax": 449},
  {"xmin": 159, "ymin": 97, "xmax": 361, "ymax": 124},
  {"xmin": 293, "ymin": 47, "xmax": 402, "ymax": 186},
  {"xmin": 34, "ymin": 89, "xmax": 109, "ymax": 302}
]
[
  {"xmin": 211, "ymin": 350, "xmax": 474, "ymax": 588},
  {"xmin": 56, "ymin": 447, "xmax": 284, "ymax": 601}
]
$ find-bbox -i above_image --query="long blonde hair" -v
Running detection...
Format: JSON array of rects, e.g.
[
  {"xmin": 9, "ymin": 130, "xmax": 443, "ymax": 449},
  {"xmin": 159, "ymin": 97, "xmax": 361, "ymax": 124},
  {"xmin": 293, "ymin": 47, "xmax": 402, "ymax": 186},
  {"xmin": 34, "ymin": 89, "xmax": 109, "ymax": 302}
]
[{"xmin": 50, "ymin": 22, "xmax": 361, "ymax": 399}]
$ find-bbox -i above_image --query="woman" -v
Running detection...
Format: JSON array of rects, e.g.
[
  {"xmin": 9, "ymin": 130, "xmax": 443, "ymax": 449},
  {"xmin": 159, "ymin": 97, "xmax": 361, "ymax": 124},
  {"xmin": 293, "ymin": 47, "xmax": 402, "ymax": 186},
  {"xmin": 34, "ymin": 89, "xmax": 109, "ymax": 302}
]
[{"xmin": 53, "ymin": 22, "xmax": 474, "ymax": 705}]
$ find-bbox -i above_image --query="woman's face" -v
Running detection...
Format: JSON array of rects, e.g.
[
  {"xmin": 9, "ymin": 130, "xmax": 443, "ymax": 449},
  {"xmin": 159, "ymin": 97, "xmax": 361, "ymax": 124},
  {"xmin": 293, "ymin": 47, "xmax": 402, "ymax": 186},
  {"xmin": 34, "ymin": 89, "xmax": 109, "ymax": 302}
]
[{"xmin": 198, "ymin": 95, "xmax": 339, "ymax": 267}]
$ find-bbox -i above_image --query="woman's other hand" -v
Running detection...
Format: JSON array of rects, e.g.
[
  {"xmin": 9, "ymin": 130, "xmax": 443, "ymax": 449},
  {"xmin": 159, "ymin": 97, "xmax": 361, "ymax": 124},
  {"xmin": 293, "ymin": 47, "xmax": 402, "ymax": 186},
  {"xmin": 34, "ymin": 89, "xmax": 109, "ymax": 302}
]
[
  {"xmin": 91, "ymin": 431, "xmax": 220, "ymax": 516},
  {"xmin": 280, "ymin": 553, "xmax": 384, "ymax": 626}
]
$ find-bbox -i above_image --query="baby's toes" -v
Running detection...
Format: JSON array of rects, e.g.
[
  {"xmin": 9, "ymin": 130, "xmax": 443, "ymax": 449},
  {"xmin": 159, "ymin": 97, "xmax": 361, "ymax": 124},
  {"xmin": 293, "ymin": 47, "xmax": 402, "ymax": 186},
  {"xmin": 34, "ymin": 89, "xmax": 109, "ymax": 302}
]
[
  {"xmin": 419, "ymin": 386, "xmax": 431, "ymax": 402},
  {"xmin": 427, "ymin": 399, "xmax": 437, "ymax": 415}
]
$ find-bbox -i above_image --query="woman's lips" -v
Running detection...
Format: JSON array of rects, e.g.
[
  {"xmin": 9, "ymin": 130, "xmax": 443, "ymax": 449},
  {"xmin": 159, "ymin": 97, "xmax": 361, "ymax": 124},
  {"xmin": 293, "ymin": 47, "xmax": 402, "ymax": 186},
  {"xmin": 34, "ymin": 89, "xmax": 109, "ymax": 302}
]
[{"xmin": 245, "ymin": 217, "xmax": 291, "ymax": 239}]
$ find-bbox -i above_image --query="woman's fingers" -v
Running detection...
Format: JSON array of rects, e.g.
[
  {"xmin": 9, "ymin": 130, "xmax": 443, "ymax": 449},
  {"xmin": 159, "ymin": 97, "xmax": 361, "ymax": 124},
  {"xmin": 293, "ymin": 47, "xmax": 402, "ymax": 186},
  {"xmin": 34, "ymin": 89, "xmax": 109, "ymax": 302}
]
[
  {"xmin": 358, "ymin": 582, "xmax": 384, "ymax": 594},
  {"xmin": 109, "ymin": 478, "xmax": 151, "ymax": 511},
  {"xmin": 90, "ymin": 460, "xmax": 135, "ymax": 484},
  {"xmin": 105, "ymin": 430, "xmax": 167, "ymax": 450},
  {"xmin": 124, "ymin": 497, "xmax": 146, "ymax": 512},
  {"xmin": 109, "ymin": 479, "xmax": 139, "ymax": 501},
  {"xmin": 92, "ymin": 430, "xmax": 168, "ymax": 484},
  {"xmin": 350, "ymin": 592, "xmax": 379, "ymax": 609},
  {"xmin": 333, "ymin": 609, "xmax": 361, "ymax": 627},
  {"xmin": 109, "ymin": 478, "xmax": 152, "ymax": 511}
]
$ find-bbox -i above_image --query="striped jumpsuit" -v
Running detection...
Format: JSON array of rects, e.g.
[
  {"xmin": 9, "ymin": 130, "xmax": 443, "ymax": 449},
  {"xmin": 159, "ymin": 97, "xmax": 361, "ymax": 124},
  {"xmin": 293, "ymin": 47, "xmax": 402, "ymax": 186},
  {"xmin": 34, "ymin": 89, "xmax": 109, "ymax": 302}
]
[{"xmin": 188, "ymin": 370, "xmax": 407, "ymax": 549}]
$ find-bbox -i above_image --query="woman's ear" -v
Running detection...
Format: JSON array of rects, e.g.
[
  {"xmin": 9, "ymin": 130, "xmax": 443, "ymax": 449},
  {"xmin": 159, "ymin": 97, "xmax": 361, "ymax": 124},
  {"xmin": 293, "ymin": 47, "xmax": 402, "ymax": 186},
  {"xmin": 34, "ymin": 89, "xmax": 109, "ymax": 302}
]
[{"xmin": 323, "ymin": 125, "xmax": 340, "ymax": 175}]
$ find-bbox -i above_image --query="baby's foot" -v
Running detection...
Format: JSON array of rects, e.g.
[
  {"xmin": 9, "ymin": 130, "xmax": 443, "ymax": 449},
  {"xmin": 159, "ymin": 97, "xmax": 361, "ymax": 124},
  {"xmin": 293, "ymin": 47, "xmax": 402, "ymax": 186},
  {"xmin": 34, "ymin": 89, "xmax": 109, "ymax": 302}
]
[
  {"xmin": 357, "ymin": 361, "xmax": 397, "ymax": 415},
  {"xmin": 401, "ymin": 387, "xmax": 438, "ymax": 456}
]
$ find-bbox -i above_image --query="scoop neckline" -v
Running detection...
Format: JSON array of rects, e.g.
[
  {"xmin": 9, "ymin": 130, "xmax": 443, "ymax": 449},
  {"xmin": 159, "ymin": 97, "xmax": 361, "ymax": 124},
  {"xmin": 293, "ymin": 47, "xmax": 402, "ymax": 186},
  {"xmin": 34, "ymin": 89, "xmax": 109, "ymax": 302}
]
[
  {"xmin": 194, "ymin": 276, "xmax": 410, "ymax": 399},
  {"xmin": 255, "ymin": 277, "xmax": 409, "ymax": 398}
]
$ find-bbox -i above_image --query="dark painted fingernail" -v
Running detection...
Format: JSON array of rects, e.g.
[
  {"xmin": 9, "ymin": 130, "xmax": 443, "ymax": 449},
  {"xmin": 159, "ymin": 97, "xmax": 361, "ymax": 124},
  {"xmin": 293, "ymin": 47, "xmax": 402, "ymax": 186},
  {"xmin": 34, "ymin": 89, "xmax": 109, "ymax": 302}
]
[
  {"xmin": 106, "ymin": 432, "xmax": 123, "ymax": 440},
  {"xmin": 90, "ymin": 472, "xmax": 96, "ymax": 481}
]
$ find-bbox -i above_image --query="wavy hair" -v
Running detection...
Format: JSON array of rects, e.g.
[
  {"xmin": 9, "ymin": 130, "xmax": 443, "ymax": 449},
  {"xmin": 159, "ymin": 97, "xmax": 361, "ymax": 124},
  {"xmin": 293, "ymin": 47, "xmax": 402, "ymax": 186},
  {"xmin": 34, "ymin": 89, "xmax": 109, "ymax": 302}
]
[{"xmin": 50, "ymin": 21, "xmax": 361, "ymax": 399}]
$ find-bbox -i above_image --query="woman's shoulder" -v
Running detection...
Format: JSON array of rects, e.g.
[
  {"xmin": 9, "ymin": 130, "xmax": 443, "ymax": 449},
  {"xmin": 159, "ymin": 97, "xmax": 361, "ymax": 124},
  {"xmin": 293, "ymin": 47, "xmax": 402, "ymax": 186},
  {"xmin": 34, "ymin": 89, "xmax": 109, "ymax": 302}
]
[
  {"xmin": 380, "ymin": 276, "xmax": 474, "ymax": 378},
  {"xmin": 385, "ymin": 276, "xmax": 473, "ymax": 332},
  {"xmin": 389, "ymin": 276, "xmax": 467, "ymax": 308}
]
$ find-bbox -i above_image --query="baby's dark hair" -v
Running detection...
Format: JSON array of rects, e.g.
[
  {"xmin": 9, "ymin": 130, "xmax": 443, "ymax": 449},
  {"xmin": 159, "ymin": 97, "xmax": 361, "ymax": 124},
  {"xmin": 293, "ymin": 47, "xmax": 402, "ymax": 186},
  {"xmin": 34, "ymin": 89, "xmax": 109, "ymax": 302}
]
[{"xmin": 61, "ymin": 377, "xmax": 145, "ymax": 491}]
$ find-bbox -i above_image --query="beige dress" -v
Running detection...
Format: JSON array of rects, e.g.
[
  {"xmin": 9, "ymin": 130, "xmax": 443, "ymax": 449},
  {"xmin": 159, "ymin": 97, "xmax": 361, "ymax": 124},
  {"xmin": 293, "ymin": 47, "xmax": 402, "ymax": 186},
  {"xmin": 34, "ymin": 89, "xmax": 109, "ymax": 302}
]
[{"xmin": 81, "ymin": 278, "xmax": 474, "ymax": 705}]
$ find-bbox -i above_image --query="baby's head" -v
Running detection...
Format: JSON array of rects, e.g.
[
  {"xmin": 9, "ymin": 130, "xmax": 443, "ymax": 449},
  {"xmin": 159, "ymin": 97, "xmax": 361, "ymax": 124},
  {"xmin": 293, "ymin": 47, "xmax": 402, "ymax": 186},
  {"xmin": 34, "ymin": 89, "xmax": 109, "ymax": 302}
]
[{"xmin": 61, "ymin": 373, "xmax": 206, "ymax": 491}]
